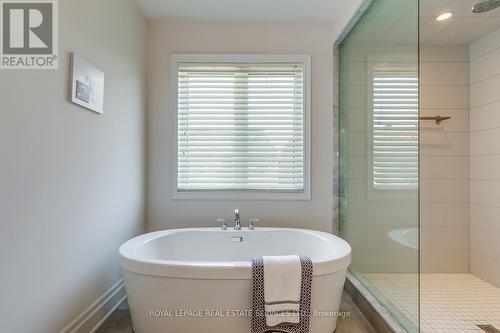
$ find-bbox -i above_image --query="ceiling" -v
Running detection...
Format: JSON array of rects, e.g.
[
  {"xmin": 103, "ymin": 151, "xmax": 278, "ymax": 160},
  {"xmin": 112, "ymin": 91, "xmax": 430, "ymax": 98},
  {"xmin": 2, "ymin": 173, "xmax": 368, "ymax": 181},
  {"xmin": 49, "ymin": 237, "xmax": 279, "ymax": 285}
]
[
  {"xmin": 132, "ymin": 0, "xmax": 500, "ymax": 46},
  {"xmin": 421, "ymin": 0, "xmax": 500, "ymax": 45},
  {"xmin": 133, "ymin": 0, "xmax": 363, "ymax": 22}
]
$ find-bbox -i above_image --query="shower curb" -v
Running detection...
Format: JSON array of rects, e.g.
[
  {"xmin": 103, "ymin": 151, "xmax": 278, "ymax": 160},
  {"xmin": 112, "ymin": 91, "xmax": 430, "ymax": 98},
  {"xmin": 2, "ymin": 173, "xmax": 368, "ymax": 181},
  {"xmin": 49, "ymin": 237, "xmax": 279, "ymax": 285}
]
[{"xmin": 344, "ymin": 271, "xmax": 409, "ymax": 333}]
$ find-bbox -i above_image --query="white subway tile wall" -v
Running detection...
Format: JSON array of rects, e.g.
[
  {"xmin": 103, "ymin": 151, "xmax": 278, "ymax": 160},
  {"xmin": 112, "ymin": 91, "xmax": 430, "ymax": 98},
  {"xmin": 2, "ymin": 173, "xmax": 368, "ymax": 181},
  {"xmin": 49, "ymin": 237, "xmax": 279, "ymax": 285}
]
[
  {"xmin": 420, "ymin": 45, "xmax": 470, "ymax": 273},
  {"xmin": 470, "ymin": 27, "xmax": 500, "ymax": 288}
]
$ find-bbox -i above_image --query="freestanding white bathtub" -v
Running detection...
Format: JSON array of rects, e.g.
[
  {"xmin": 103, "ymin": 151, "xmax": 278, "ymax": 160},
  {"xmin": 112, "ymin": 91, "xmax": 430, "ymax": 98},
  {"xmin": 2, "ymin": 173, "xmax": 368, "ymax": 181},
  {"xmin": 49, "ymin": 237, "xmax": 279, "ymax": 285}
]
[{"xmin": 119, "ymin": 228, "xmax": 351, "ymax": 333}]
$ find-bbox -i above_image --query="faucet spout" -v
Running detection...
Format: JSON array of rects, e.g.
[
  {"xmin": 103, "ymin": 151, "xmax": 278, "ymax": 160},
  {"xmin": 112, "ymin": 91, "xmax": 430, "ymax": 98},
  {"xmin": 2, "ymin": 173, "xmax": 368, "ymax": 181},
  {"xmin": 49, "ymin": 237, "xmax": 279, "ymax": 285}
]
[{"xmin": 234, "ymin": 208, "xmax": 241, "ymax": 230}]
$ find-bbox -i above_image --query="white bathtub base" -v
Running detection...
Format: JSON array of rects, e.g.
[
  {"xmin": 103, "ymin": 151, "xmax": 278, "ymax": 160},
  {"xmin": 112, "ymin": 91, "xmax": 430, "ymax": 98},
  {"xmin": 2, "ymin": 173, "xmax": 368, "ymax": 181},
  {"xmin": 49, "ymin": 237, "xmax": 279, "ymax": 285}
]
[{"xmin": 124, "ymin": 269, "xmax": 347, "ymax": 333}]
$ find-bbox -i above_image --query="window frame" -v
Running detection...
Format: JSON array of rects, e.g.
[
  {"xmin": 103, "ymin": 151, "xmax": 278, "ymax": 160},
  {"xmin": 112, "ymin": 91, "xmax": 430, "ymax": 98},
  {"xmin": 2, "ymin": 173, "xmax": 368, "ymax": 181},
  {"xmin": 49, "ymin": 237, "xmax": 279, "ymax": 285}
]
[{"xmin": 170, "ymin": 54, "xmax": 311, "ymax": 200}]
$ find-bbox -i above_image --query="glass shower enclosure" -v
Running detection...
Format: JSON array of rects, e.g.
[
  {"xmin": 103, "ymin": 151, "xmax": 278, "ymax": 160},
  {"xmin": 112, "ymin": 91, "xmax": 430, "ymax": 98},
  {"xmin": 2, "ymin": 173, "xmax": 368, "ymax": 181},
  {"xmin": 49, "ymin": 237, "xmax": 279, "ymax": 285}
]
[{"xmin": 338, "ymin": 0, "xmax": 420, "ymax": 331}]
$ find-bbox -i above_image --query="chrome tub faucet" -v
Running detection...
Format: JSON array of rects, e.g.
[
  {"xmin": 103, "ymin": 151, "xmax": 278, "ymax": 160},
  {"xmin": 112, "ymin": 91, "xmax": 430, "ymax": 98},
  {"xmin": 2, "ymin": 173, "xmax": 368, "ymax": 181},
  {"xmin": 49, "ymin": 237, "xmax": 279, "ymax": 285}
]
[{"xmin": 234, "ymin": 208, "xmax": 241, "ymax": 230}]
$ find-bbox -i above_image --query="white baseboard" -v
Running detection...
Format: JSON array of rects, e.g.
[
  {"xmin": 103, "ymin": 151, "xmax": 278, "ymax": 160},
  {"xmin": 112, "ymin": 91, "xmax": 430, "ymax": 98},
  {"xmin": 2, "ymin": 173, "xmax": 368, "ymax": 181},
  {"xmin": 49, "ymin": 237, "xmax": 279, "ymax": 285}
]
[{"xmin": 60, "ymin": 279, "xmax": 127, "ymax": 333}]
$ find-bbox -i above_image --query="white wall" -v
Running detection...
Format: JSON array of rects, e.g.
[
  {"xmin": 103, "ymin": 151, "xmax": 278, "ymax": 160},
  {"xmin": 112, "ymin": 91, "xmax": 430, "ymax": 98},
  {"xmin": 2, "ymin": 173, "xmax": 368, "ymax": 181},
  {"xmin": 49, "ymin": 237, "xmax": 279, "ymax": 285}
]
[
  {"xmin": 0, "ymin": 1, "xmax": 147, "ymax": 332},
  {"xmin": 146, "ymin": 20, "xmax": 338, "ymax": 232},
  {"xmin": 470, "ymin": 27, "xmax": 500, "ymax": 287},
  {"xmin": 420, "ymin": 46, "xmax": 470, "ymax": 273}
]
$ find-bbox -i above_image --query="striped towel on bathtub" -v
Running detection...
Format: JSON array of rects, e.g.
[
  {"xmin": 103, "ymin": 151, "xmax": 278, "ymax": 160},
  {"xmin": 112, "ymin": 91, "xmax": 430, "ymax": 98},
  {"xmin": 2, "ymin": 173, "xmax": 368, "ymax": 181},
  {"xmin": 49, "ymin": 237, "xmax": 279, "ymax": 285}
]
[{"xmin": 251, "ymin": 257, "xmax": 313, "ymax": 333}]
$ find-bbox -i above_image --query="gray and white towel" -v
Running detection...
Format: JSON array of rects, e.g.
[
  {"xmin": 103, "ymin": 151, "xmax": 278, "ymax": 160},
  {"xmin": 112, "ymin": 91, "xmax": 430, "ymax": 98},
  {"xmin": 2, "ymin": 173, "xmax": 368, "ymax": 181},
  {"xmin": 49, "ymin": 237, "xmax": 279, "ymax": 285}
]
[
  {"xmin": 251, "ymin": 257, "xmax": 313, "ymax": 333},
  {"xmin": 263, "ymin": 255, "xmax": 302, "ymax": 326}
]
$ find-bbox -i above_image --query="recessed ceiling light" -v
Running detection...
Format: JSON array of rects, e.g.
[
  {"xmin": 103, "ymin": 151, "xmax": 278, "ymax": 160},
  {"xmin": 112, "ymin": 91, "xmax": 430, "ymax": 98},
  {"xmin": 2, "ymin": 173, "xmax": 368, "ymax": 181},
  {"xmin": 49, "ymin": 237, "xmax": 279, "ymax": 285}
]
[{"xmin": 436, "ymin": 12, "xmax": 453, "ymax": 21}]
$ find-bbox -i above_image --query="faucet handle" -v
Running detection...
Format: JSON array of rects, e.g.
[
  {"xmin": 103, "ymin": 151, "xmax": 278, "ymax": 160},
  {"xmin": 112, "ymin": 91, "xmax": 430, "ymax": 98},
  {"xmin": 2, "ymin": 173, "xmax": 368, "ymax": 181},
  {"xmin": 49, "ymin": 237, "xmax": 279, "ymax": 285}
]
[
  {"xmin": 249, "ymin": 218, "xmax": 259, "ymax": 230},
  {"xmin": 217, "ymin": 218, "xmax": 227, "ymax": 230}
]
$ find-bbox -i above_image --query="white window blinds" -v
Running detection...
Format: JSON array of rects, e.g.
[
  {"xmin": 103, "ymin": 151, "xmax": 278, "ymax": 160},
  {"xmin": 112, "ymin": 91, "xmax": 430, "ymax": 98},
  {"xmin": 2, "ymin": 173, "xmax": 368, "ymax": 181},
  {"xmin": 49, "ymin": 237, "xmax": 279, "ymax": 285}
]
[
  {"xmin": 372, "ymin": 71, "xmax": 418, "ymax": 190},
  {"xmin": 177, "ymin": 62, "xmax": 305, "ymax": 192}
]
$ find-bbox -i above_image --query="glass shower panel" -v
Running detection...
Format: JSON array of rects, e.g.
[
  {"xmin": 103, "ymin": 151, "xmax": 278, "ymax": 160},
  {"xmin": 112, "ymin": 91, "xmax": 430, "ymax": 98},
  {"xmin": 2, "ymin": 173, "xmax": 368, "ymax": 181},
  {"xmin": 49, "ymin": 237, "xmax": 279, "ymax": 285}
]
[{"xmin": 339, "ymin": 0, "xmax": 419, "ymax": 331}]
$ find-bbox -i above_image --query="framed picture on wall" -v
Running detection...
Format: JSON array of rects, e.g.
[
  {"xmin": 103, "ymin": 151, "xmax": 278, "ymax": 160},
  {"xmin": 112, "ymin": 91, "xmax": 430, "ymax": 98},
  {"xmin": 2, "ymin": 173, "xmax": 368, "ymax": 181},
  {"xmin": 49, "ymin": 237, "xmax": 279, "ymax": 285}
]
[{"xmin": 70, "ymin": 53, "xmax": 104, "ymax": 114}]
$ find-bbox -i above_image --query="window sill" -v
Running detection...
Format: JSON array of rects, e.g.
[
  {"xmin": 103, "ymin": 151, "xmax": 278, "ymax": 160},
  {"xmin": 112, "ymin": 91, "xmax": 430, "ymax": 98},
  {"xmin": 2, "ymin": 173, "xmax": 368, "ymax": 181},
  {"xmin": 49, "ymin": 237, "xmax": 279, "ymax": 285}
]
[{"xmin": 171, "ymin": 190, "xmax": 311, "ymax": 201}]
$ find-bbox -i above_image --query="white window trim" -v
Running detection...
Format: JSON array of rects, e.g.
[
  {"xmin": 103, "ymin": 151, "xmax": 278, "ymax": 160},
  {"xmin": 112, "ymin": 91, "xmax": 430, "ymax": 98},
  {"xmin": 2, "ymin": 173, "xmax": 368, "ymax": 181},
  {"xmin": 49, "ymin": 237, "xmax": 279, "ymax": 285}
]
[{"xmin": 169, "ymin": 54, "xmax": 311, "ymax": 200}]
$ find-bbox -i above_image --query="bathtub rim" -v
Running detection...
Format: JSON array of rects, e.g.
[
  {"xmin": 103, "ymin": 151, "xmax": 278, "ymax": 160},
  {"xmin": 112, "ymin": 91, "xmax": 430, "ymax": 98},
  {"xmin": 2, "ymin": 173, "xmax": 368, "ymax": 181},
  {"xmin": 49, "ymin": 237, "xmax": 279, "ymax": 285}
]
[{"xmin": 119, "ymin": 227, "xmax": 351, "ymax": 280}]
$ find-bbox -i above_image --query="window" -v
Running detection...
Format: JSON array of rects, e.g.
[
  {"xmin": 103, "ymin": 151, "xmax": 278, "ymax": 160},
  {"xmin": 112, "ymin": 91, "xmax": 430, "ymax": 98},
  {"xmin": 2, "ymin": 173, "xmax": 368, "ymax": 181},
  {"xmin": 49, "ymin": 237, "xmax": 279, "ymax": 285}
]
[
  {"xmin": 171, "ymin": 55, "xmax": 310, "ymax": 200},
  {"xmin": 372, "ymin": 70, "xmax": 418, "ymax": 190}
]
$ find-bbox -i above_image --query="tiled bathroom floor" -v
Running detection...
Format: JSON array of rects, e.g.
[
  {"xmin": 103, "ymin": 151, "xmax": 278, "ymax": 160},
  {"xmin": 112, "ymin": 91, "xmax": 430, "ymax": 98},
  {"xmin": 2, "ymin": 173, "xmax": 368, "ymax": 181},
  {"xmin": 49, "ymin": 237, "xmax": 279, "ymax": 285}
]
[{"xmin": 364, "ymin": 273, "xmax": 500, "ymax": 333}]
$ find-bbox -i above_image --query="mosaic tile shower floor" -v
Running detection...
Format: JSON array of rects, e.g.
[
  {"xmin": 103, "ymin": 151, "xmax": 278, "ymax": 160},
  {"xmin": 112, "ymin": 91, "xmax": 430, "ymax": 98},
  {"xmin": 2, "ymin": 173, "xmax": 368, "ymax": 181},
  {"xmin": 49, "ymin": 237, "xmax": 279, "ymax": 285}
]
[{"xmin": 364, "ymin": 273, "xmax": 500, "ymax": 333}]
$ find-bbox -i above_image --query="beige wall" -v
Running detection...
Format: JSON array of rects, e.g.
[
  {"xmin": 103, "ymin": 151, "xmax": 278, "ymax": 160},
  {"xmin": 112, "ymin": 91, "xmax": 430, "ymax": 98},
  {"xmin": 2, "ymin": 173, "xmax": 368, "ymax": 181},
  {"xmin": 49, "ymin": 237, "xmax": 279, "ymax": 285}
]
[
  {"xmin": 0, "ymin": 1, "xmax": 147, "ymax": 332},
  {"xmin": 470, "ymin": 27, "xmax": 500, "ymax": 287},
  {"xmin": 146, "ymin": 20, "xmax": 338, "ymax": 232},
  {"xmin": 420, "ymin": 46, "xmax": 470, "ymax": 273}
]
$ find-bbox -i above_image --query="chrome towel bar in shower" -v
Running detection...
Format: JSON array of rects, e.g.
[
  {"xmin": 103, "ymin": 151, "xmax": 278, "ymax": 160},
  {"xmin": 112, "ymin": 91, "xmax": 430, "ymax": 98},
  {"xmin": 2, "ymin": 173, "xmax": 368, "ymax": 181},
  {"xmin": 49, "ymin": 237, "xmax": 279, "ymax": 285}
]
[{"xmin": 419, "ymin": 116, "xmax": 451, "ymax": 124}]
